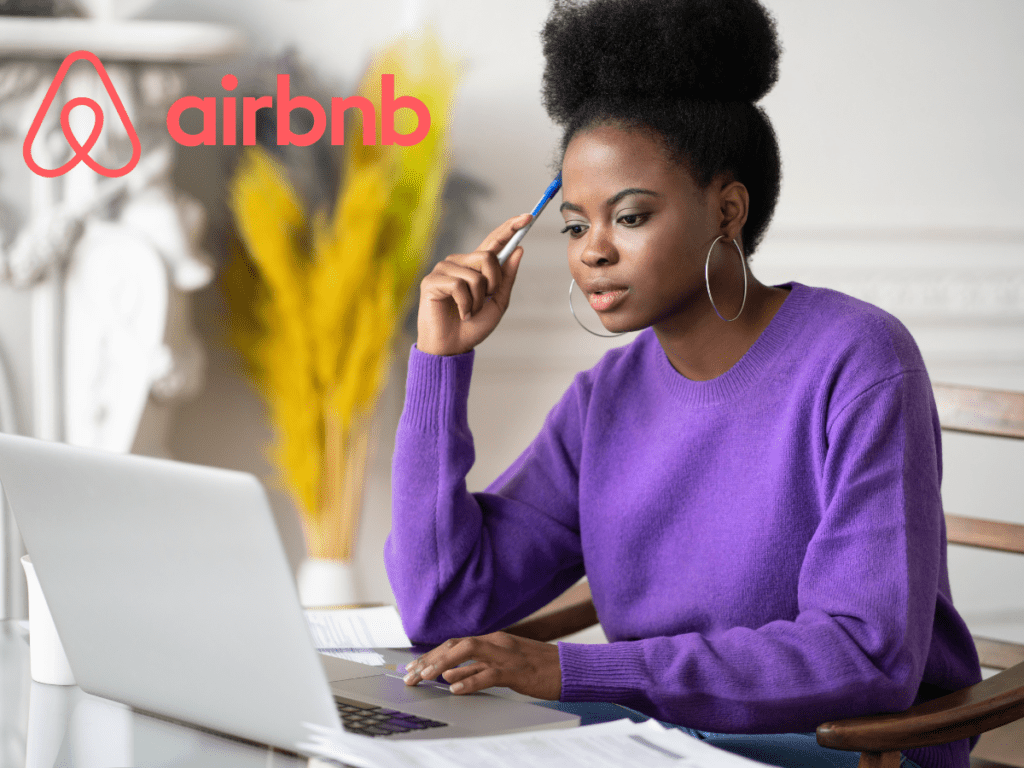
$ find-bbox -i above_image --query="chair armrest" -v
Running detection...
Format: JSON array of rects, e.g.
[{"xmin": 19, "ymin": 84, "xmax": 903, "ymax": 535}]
[
  {"xmin": 504, "ymin": 598, "xmax": 599, "ymax": 642},
  {"xmin": 816, "ymin": 662, "xmax": 1024, "ymax": 753}
]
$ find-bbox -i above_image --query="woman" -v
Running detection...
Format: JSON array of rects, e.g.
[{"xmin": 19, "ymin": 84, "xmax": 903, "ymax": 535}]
[{"xmin": 385, "ymin": 1, "xmax": 981, "ymax": 766}]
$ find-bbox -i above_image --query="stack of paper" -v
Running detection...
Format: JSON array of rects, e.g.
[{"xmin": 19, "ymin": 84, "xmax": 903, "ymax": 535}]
[
  {"xmin": 301, "ymin": 718, "xmax": 772, "ymax": 768},
  {"xmin": 305, "ymin": 606, "xmax": 412, "ymax": 666}
]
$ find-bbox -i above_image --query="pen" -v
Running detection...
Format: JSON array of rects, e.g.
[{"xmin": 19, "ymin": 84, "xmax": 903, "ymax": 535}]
[{"xmin": 495, "ymin": 173, "xmax": 563, "ymax": 265}]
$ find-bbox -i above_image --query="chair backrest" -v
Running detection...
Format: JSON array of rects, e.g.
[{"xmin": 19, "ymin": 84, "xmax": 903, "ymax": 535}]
[{"xmin": 933, "ymin": 383, "xmax": 1024, "ymax": 671}]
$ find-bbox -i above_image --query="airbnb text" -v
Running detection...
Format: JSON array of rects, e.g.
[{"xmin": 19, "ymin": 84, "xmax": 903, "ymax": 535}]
[{"xmin": 166, "ymin": 73, "xmax": 431, "ymax": 148}]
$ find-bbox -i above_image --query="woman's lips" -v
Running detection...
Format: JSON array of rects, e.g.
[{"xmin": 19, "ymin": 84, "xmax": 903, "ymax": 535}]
[{"xmin": 588, "ymin": 288, "xmax": 628, "ymax": 312}]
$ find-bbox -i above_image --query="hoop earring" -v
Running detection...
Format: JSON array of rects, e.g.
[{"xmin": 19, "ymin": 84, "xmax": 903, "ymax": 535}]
[
  {"xmin": 705, "ymin": 235, "xmax": 748, "ymax": 322},
  {"xmin": 568, "ymin": 279, "xmax": 627, "ymax": 338}
]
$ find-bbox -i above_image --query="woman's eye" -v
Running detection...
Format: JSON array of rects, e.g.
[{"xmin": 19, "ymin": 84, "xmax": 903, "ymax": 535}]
[
  {"xmin": 560, "ymin": 223, "xmax": 587, "ymax": 238},
  {"xmin": 618, "ymin": 212, "xmax": 648, "ymax": 227}
]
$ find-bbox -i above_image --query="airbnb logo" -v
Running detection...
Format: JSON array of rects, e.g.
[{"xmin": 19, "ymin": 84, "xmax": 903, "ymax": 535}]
[
  {"xmin": 24, "ymin": 51, "xmax": 433, "ymax": 179},
  {"xmin": 23, "ymin": 50, "xmax": 142, "ymax": 178}
]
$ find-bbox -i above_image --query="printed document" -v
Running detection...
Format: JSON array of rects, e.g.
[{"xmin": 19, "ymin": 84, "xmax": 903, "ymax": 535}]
[
  {"xmin": 305, "ymin": 606, "xmax": 411, "ymax": 649},
  {"xmin": 301, "ymin": 718, "xmax": 771, "ymax": 768},
  {"xmin": 305, "ymin": 606, "xmax": 411, "ymax": 666}
]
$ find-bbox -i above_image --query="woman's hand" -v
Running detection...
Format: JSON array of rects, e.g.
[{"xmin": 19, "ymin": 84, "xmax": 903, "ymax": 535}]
[
  {"xmin": 402, "ymin": 631, "xmax": 562, "ymax": 700},
  {"xmin": 416, "ymin": 213, "xmax": 533, "ymax": 357}
]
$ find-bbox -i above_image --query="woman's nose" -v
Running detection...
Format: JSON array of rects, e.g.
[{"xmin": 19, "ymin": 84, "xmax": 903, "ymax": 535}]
[{"xmin": 580, "ymin": 227, "xmax": 618, "ymax": 268}]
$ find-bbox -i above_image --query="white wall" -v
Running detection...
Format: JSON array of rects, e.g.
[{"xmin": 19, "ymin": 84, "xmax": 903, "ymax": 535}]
[{"xmin": 1, "ymin": 1, "xmax": 1022, "ymax": 638}]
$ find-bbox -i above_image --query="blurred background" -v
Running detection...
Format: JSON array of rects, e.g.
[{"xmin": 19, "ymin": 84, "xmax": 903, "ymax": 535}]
[{"xmin": 1, "ymin": 0, "xmax": 1022, "ymax": 654}]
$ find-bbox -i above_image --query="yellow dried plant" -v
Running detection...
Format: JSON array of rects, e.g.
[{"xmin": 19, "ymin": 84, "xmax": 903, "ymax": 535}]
[{"xmin": 223, "ymin": 33, "xmax": 459, "ymax": 562}]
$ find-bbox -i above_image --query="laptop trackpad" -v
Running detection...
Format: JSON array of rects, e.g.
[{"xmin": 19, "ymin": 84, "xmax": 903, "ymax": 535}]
[{"xmin": 336, "ymin": 674, "xmax": 455, "ymax": 705}]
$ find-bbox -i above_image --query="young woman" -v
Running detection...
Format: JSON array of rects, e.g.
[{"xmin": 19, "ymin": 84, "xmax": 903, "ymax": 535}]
[{"xmin": 385, "ymin": 2, "xmax": 981, "ymax": 766}]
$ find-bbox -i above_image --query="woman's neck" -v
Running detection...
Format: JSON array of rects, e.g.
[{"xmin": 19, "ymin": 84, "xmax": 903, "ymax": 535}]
[{"xmin": 653, "ymin": 279, "xmax": 790, "ymax": 382}]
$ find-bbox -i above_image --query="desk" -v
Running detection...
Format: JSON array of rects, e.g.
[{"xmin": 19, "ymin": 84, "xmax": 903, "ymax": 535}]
[
  {"xmin": 1, "ymin": 620, "xmax": 308, "ymax": 768},
  {"xmin": 1, "ymin": 614, "xmax": 559, "ymax": 768}
]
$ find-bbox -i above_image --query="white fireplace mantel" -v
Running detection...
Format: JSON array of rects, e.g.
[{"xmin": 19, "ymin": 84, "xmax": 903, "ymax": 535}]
[{"xmin": 0, "ymin": 17, "xmax": 242, "ymax": 62}]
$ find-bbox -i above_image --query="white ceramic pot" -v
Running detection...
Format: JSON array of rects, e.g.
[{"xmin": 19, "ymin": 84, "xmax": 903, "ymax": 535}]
[
  {"xmin": 21, "ymin": 555, "xmax": 75, "ymax": 685},
  {"xmin": 296, "ymin": 558, "xmax": 360, "ymax": 608}
]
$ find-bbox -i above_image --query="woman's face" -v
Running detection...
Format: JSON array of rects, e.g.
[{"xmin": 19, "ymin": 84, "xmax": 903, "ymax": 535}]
[{"xmin": 560, "ymin": 124, "xmax": 722, "ymax": 335}]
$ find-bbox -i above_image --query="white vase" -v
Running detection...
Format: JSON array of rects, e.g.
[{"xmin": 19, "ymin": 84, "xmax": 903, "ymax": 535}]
[
  {"xmin": 296, "ymin": 558, "xmax": 360, "ymax": 608},
  {"xmin": 21, "ymin": 555, "xmax": 75, "ymax": 685}
]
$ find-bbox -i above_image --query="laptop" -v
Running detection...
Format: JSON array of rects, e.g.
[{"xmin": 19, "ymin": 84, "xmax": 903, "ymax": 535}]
[{"xmin": 0, "ymin": 433, "xmax": 578, "ymax": 753}]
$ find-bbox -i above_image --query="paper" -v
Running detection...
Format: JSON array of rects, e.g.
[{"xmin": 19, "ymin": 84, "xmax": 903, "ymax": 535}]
[
  {"xmin": 299, "ymin": 718, "xmax": 772, "ymax": 768},
  {"xmin": 305, "ymin": 606, "xmax": 412, "ymax": 649}
]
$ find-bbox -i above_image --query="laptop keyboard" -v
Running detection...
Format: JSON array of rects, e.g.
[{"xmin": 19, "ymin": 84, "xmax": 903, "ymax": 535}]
[{"xmin": 334, "ymin": 694, "xmax": 448, "ymax": 737}]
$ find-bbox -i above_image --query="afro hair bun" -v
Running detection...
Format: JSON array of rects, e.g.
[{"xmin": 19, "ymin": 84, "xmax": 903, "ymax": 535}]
[{"xmin": 541, "ymin": 0, "xmax": 781, "ymax": 125}]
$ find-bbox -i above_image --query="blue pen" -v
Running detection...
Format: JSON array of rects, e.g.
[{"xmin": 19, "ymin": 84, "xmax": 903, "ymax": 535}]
[{"xmin": 495, "ymin": 173, "xmax": 563, "ymax": 265}]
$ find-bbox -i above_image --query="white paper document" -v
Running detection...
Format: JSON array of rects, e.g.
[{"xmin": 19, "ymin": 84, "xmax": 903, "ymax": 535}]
[
  {"xmin": 301, "ymin": 718, "xmax": 771, "ymax": 768},
  {"xmin": 305, "ymin": 606, "xmax": 412, "ymax": 649}
]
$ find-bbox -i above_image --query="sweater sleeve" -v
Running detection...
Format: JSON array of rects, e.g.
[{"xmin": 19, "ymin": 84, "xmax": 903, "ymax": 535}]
[
  {"xmin": 558, "ymin": 368, "xmax": 946, "ymax": 733},
  {"xmin": 385, "ymin": 346, "xmax": 587, "ymax": 644}
]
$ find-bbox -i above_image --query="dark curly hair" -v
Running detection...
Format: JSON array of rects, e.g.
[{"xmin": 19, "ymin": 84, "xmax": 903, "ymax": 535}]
[{"xmin": 541, "ymin": 0, "xmax": 782, "ymax": 255}]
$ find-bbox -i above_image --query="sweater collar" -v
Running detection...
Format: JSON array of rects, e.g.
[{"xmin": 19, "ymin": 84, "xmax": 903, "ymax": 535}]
[{"xmin": 650, "ymin": 281, "xmax": 808, "ymax": 406}]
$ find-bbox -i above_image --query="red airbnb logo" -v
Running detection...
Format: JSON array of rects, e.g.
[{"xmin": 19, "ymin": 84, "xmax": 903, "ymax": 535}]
[
  {"xmin": 23, "ymin": 50, "xmax": 142, "ymax": 179},
  {"xmin": 24, "ymin": 51, "xmax": 432, "ymax": 178}
]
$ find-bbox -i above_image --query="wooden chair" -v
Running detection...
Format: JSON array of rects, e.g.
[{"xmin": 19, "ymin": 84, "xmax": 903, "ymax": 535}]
[{"xmin": 506, "ymin": 382, "xmax": 1024, "ymax": 768}]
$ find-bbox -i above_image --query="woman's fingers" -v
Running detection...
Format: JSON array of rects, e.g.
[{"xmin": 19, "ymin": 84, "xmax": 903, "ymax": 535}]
[
  {"xmin": 477, "ymin": 212, "xmax": 533, "ymax": 255},
  {"xmin": 490, "ymin": 245, "xmax": 524, "ymax": 312},
  {"xmin": 434, "ymin": 256, "xmax": 498, "ymax": 317},
  {"xmin": 440, "ymin": 215, "xmax": 528, "ymax": 315},
  {"xmin": 425, "ymin": 265, "xmax": 476, "ymax": 320},
  {"xmin": 449, "ymin": 666, "xmax": 502, "ymax": 695},
  {"xmin": 421, "ymin": 247, "xmax": 506, "ymax": 318},
  {"xmin": 440, "ymin": 661, "xmax": 488, "ymax": 684},
  {"xmin": 415, "ymin": 213, "xmax": 532, "ymax": 357},
  {"xmin": 403, "ymin": 636, "xmax": 490, "ymax": 685},
  {"xmin": 402, "ymin": 632, "xmax": 561, "ymax": 700}
]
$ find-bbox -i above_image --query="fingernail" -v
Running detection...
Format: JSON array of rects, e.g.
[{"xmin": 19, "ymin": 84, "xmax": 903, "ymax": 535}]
[
  {"xmin": 450, "ymin": 682, "xmax": 464, "ymax": 693},
  {"xmin": 403, "ymin": 672, "xmax": 417, "ymax": 684},
  {"xmin": 420, "ymin": 665, "xmax": 434, "ymax": 678}
]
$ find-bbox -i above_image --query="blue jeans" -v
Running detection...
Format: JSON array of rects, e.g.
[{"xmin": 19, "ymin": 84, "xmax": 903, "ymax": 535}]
[{"xmin": 535, "ymin": 701, "xmax": 924, "ymax": 768}]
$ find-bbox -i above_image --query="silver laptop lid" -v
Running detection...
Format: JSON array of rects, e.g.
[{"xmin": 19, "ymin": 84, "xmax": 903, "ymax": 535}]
[{"xmin": 0, "ymin": 433, "xmax": 341, "ymax": 751}]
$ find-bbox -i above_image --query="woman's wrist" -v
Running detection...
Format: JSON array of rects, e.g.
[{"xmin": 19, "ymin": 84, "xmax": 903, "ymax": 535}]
[{"xmin": 414, "ymin": 340, "xmax": 473, "ymax": 357}]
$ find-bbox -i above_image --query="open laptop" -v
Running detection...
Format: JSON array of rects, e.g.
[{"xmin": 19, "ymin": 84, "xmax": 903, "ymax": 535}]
[{"xmin": 0, "ymin": 433, "xmax": 578, "ymax": 753}]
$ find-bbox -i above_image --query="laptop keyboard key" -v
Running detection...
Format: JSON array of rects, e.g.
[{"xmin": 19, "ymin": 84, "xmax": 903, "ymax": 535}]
[{"xmin": 334, "ymin": 697, "xmax": 449, "ymax": 737}]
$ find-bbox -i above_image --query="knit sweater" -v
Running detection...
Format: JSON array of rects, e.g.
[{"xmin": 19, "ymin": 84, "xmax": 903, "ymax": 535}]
[{"xmin": 385, "ymin": 283, "xmax": 981, "ymax": 768}]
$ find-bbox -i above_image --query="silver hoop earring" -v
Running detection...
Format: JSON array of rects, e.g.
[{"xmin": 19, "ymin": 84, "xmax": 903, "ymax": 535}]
[
  {"xmin": 568, "ymin": 279, "xmax": 626, "ymax": 338},
  {"xmin": 704, "ymin": 235, "xmax": 748, "ymax": 322}
]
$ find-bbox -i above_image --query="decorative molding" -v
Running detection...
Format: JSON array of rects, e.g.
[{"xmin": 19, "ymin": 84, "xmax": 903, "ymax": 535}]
[
  {"xmin": 0, "ymin": 22, "xmax": 232, "ymax": 459},
  {"xmin": 0, "ymin": 19, "xmax": 244, "ymax": 62},
  {"xmin": 792, "ymin": 273, "xmax": 1024, "ymax": 322},
  {"xmin": 767, "ymin": 226, "xmax": 1024, "ymax": 244},
  {"xmin": 63, "ymin": 221, "xmax": 168, "ymax": 453},
  {"xmin": 0, "ymin": 61, "xmax": 46, "ymax": 120}
]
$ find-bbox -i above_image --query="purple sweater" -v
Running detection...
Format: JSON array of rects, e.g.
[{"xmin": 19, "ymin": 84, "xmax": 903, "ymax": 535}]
[{"xmin": 386, "ymin": 283, "xmax": 981, "ymax": 768}]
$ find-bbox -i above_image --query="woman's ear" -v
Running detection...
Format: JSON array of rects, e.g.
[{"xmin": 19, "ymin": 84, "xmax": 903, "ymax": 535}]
[{"xmin": 717, "ymin": 179, "xmax": 749, "ymax": 242}]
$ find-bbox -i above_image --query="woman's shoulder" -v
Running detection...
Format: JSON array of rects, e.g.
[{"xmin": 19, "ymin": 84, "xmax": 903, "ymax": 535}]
[
  {"xmin": 785, "ymin": 282, "xmax": 927, "ymax": 376},
  {"xmin": 780, "ymin": 283, "xmax": 934, "ymax": 424}
]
